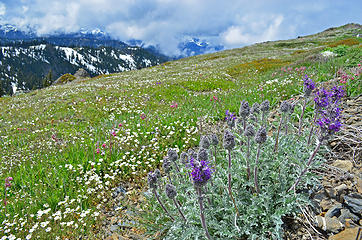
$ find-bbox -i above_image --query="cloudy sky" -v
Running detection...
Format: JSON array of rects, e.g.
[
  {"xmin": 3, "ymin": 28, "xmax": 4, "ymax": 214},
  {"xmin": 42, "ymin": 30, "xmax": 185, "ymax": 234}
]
[{"xmin": 0, "ymin": 0, "xmax": 361, "ymax": 55}]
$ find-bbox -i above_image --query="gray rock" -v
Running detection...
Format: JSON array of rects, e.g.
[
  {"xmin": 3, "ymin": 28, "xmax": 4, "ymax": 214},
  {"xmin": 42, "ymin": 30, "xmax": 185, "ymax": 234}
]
[
  {"xmin": 74, "ymin": 68, "xmax": 90, "ymax": 78},
  {"xmin": 344, "ymin": 194, "xmax": 362, "ymax": 215},
  {"xmin": 338, "ymin": 208, "xmax": 359, "ymax": 224},
  {"xmin": 325, "ymin": 203, "xmax": 342, "ymax": 218},
  {"xmin": 334, "ymin": 184, "xmax": 348, "ymax": 196},
  {"xmin": 313, "ymin": 190, "xmax": 327, "ymax": 202},
  {"xmin": 325, "ymin": 187, "xmax": 336, "ymax": 199},
  {"xmin": 315, "ymin": 216, "xmax": 344, "ymax": 233},
  {"xmin": 325, "ymin": 216, "xmax": 343, "ymax": 233},
  {"xmin": 310, "ymin": 199, "xmax": 322, "ymax": 214}
]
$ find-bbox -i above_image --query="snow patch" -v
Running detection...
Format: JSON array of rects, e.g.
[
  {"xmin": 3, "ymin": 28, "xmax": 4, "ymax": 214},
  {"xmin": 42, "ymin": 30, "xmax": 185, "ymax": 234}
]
[
  {"xmin": 11, "ymin": 82, "xmax": 17, "ymax": 95},
  {"xmin": 29, "ymin": 44, "xmax": 47, "ymax": 50},
  {"xmin": 142, "ymin": 59, "xmax": 152, "ymax": 67},
  {"xmin": 119, "ymin": 54, "xmax": 136, "ymax": 68}
]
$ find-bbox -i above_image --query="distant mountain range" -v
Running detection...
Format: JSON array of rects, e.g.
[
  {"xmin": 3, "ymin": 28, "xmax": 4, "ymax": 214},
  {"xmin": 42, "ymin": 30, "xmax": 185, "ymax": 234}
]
[
  {"xmin": 177, "ymin": 38, "xmax": 223, "ymax": 57},
  {"xmin": 127, "ymin": 37, "xmax": 224, "ymax": 58},
  {"xmin": 0, "ymin": 24, "xmax": 169, "ymax": 95},
  {"xmin": 0, "ymin": 24, "xmax": 225, "ymax": 95}
]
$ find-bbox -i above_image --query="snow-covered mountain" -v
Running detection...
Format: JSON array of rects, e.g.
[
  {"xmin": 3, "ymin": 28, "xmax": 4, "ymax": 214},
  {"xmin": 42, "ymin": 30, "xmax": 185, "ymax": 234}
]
[
  {"xmin": 0, "ymin": 42, "xmax": 165, "ymax": 95},
  {"xmin": 0, "ymin": 24, "xmax": 168, "ymax": 95},
  {"xmin": 178, "ymin": 38, "xmax": 224, "ymax": 57}
]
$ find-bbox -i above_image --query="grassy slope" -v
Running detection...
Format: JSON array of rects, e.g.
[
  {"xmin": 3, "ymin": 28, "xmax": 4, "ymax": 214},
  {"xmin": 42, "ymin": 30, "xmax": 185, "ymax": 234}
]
[{"xmin": 0, "ymin": 24, "xmax": 361, "ymax": 239}]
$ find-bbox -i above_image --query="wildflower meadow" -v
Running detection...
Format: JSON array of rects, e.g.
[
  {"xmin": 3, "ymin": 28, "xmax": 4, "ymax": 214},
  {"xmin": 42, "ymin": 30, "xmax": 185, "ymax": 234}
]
[{"xmin": 0, "ymin": 24, "xmax": 361, "ymax": 239}]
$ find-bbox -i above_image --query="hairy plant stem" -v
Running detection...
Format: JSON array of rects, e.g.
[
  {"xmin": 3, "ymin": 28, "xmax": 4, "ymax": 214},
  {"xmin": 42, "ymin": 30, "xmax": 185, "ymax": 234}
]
[
  {"xmin": 243, "ymin": 118, "xmax": 246, "ymax": 131},
  {"xmin": 285, "ymin": 116, "xmax": 289, "ymax": 135},
  {"xmin": 298, "ymin": 98, "xmax": 308, "ymax": 136},
  {"xmin": 167, "ymin": 173, "xmax": 174, "ymax": 185},
  {"xmin": 197, "ymin": 187, "xmax": 212, "ymax": 240},
  {"xmin": 274, "ymin": 115, "xmax": 284, "ymax": 153},
  {"xmin": 227, "ymin": 150, "xmax": 240, "ymax": 215},
  {"xmin": 307, "ymin": 113, "xmax": 318, "ymax": 145},
  {"xmin": 288, "ymin": 140, "xmax": 322, "ymax": 192},
  {"xmin": 205, "ymin": 186, "xmax": 212, "ymax": 206},
  {"xmin": 246, "ymin": 137, "xmax": 251, "ymax": 180},
  {"xmin": 254, "ymin": 145, "xmax": 261, "ymax": 193},
  {"xmin": 173, "ymin": 198, "xmax": 187, "ymax": 223},
  {"xmin": 152, "ymin": 189, "xmax": 174, "ymax": 221}
]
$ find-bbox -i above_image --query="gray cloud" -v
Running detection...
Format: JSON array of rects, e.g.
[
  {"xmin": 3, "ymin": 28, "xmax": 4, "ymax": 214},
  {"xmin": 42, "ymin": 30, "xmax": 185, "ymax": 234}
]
[{"xmin": 0, "ymin": 0, "xmax": 361, "ymax": 55}]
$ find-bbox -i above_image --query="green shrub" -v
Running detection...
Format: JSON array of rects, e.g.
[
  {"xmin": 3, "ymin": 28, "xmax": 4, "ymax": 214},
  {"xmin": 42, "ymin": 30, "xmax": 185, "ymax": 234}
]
[{"xmin": 55, "ymin": 73, "xmax": 76, "ymax": 84}]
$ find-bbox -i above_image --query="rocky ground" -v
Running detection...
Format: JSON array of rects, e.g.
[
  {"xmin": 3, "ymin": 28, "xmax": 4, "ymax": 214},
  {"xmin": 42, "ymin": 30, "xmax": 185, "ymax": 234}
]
[
  {"xmin": 99, "ymin": 95, "xmax": 361, "ymax": 240},
  {"xmin": 284, "ymin": 95, "xmax": 362, "ymax": 240}
]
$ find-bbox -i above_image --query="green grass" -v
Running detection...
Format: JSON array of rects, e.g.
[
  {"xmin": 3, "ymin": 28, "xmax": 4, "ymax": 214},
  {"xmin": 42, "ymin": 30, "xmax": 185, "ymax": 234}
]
[{"xmin": 0, "ymin": 24, "xmax": 361, "ymax": 239}]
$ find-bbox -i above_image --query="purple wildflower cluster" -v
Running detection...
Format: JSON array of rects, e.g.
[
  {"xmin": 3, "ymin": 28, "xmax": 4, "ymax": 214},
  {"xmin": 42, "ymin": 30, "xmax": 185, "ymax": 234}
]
[
  {"xmin": 330, "ymin": 86, "xmax": 344, "ymax": 103},
  {"xmin": 314, "ymin": 86, "xmax": 344, "ymax": 139},
  {"xmin": 303, "ymin": 75, "xmax": 316, "ymax": 97},
  {"xmin": 314, "ymin": 86, "xmax": 345, "ymax": 109},
  {"xmin": 189, "ymin": 157, "xmax": 212, "ymax": 187},
  {"xmin": 314, "ymin": 88, "xmax": 332, "ymax": 108},
  {"xmin": 225, "ymin": 110, "xmax": 237, "ymax": 128},
  {"xmin": 225, "ymin": 110, "xmax": 236, "ymax": 121}
]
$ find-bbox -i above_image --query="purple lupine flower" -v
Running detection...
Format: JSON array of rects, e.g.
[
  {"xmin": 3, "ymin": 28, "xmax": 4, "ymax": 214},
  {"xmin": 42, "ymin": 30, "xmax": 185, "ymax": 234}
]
[
  {"xmin": 317, "ymin": 117, "xmax": 342, "ymax": 133},
  {"xmin": 330, "ymin": 85, "xmax": 344, "ymax": 103},
  {"xmin": 225, "ymin": 110, "xmax": 236, "ymax": 121},
  {"xmin": 190, "ymin": 159, "xmax": 212, "ymax": 187},
  {"xmin": 314, "ymin": 88, "xmax": 331, "ymax": 109},
  {"xmin": 303, "ymin": 75, "xmax": 316, "ymax": 97},
  {"xmin": 316, "ymin": 107, "xmax": 342, "ymax": 137}
]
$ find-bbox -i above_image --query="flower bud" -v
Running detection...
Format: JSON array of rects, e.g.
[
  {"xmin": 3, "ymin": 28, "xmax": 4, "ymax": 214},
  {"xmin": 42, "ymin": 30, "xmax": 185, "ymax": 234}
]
[
  {"xmin": 147, "ymin": 172, "xmax": 158, "ymax": 189},
  {"xmin": 280, "ymin": 101, "xmax": 289, "ymax": 113},
  {"xmin": 165, "ymin": 184, "xmax": 177, "ymax": 199},
  {"xmin": 249, "ymin": 114, "xmax": 257, "ymax": 122},
  {"xmin": 210, "ymin": 134, "xmax": 219, "ymax": 146},
  {"xmin": 154, "ymin": 169, "xmax": 161, "ymax": 179},
  {"xmin": 239, "ymin": 100, "xmax": 250, "ymax": 118},
  {"xmin": 200, "ymin": 135, "xmax": 211, "ymax": 149},
  {"xmin": 223, "ymin": 130, "xmax": 235, "ymax": 150},
  {"xmin": 163, "ymin": 158, "xmax": 172, "ymax": 174},
  {"xmin": 244, "ymin": 124, "xmax": 256, "ymax": 137},
  {"xmin": 180, "ymin": 152, "xmax": 189, "ymax": 165},
  {"xmin": 197, "ymin": 148, "xmax": 209, "ymax": 162},
  {"xmin": 255, "ymin": 127, "xmax": 267, "ymax": 144},
  {"xmin": 188, "ymin": 149, "xmax": 197, "ymax": 160},
  {"xmin": 167, "ymin": 149, "xmax": 178, "ymax": 162}
]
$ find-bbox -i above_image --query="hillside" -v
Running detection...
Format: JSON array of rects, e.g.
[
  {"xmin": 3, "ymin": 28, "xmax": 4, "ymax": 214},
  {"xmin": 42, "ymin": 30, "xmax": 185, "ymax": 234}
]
[
  {"xmin": 0, "ymin": 41, "xmax": 165, "ymax": 94},
  {"xmin": 0, "ymin": 23, "xmax": 361, "ymax": 239},
  {"xmin": 0, "ymin": 24, "xmax": 168, "ymax": 95}
]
